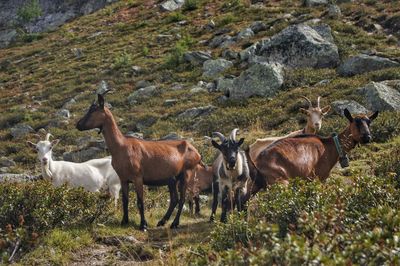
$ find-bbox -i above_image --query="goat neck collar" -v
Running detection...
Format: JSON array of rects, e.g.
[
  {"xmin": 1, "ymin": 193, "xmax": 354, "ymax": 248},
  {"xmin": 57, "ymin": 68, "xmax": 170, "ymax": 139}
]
[{"xmin": 332, "ymin": 133, "xmax": 349, "ymax": 168}]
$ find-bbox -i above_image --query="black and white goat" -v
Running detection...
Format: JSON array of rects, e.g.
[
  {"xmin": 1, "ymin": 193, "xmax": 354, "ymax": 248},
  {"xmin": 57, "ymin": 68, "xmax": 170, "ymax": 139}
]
[{"xmin": 209, "ymin": 128, "xmax": 250, "ymax": 223}]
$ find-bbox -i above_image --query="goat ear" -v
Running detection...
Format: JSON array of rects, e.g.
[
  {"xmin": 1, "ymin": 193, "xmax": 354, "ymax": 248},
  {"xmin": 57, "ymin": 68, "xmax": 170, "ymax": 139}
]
[
  {"xmin": 321, "ymin": 105, "xmax": 331, "ymax": 115},
  {"xmin": 369, "ymin": 111, "xmax": 379, "ymax": 121},
  {"xmin": 237, "ymin": 138, "xmax": 245, "ymax": 146},
  {"xmin": 51, "ymin": 139, "xmax": 60, "ymax": 148},
  {"xmin": 343, "ymin": 108, "xmax": 353, "ymax": 122},
  {"xmin": 211, "ymin": 140, "xmax": 221, "ymax": 150},
  {"xmin": 299, "ymin": 108, "xmax": 309, "ymax": 115},
  {"xmin": 98, "ymin": 94, "xmax": 105, "ymax": 109},
  {"xmin": 27, "ymin": 141, "xmax": 36, "ymax": 149}
]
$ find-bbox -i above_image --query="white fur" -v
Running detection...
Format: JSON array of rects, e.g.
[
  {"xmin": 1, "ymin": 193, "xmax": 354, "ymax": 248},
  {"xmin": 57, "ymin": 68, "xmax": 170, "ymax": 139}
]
[{"xmin": 30, "ymin": 140, "xmax": 121, "ymax": 208}]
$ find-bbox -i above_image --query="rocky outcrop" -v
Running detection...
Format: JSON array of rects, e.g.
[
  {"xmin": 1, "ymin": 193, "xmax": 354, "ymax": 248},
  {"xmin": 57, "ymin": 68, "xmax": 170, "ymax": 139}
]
[
  {"xmin": 63, "ymin": 147, "xmax": 105, "ymax": 163},
  {"xmin": 10, "ymin": 124, "xmax": 34, "ymax": 138},
  {"xmin": 241, "ymin": 24, "xmax": 339, "ymax": 69},
  {"xmin": 160, "ymin": 0, "xmax": 185, "ymax": 12},
  {"xmin": 332, "ymin": 100, "xmax": 368, "ymax": 115},
  {"xmin": 128, "ymin": 86, "xmax": 161, "ymax": 105},
  {"xmin": 183, "ymin": 51, "xmax": 212, "ymax": 66},
  {"xmin": 358, "ymin": 81, "xmax": 400, "ymax": 111},
  {"xmin": 229, "ymin": 63, "xmax": 284, "ymax": 99},
  {"xmin": 0, "ymin": 0, "xmax": 116, "ymax": 48},
  {"xmin": 178, "ymin": 105, "xmax": 217, "ymax": 118},
  {"xmin": 337, "ymin": 54, "xmax": 400, "ymax": 77}
]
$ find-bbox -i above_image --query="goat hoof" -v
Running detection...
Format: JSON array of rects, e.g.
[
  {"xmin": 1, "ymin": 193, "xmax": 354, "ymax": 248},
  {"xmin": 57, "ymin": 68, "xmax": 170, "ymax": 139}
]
[
  {"xmin": 121, "ymin": 219, "xmax": 129, "ymax": 226},
  {"xmin": 139, "ymin": 225, "xmax": 147, "ymax": 231},
  {"xmin": 156, "ymin": 220, "xmax": 165, "ymax": 227},
  {"xmin": 170, "ymin": 223, "xmax": 179, "ymax": 229},
  {"xmin": 209, "ymin": 216, "xmax": 215, "ymax": 223}
]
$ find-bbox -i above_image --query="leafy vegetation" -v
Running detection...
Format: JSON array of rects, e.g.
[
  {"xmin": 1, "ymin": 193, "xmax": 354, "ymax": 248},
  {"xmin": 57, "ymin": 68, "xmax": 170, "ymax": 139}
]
[{"xmin": 17, "ymin": 0, "xmax": 42, "ymax": 23}]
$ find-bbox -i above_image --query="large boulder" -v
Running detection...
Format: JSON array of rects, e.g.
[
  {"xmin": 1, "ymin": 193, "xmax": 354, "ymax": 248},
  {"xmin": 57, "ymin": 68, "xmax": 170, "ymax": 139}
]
[
  {"xmin": 252, "ymin": 24, "xmax": 339, "ymax": 68},
  {"xmin": 10, "ymin": 124, "xmax": 34, "ymax": 139},
  {"xmin": 160, "ymin": 0, "xmax": 185, "ymax": 11},
  {"xmin": 229, "ymin": 62, "xmax": 284, "ymax": 99},
  {"xmin": 127, "ymin": 86, "xmax": 160, "ymax": 105},
  {"xmin": 358, "ymin": 81, "xmax": 400, "ymax": 111},
  {"xmin": 0, "ymin": 0, "xmax": 116, "ymax": 48},
  {"xmin": 183, "ymin": 51, "xmax": 212, "ymax": 66},
  {"xmin": 332, "ymin": 100, "xmax": 368, "ymax": 115},
  {"xmin": 202, "ymin": 59, "xmax": 233, "ymax": 78},
  {"xmin": 337, "ymin": 54, "xmax": 400, "ymax": 77}
]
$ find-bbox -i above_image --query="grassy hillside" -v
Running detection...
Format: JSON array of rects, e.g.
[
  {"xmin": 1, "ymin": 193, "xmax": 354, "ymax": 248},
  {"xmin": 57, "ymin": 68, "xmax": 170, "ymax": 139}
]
[{"xmin": 1, "ymin": 0, "xmax": 400, "ymax": 264}]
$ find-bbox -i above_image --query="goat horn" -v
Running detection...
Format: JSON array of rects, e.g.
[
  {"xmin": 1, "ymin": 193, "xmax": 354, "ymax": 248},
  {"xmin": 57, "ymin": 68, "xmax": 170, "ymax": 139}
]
[
  {"xmin": 230, "ymin": 128, "xmax": 239, "ymax": 141},
  {"xmin": 301, "ymin": 96, "xmax": 312, "ymax": 108},
  {"xmin": 100, "ymin": 89, "xmax": 111, "ymax": 96},
  {"xmin": 45, "ymin": 133, "xmax": 53, "ymax": 141},
  {"xmin": 212, "ymin": 132, "xmax": 226, "ymax": 142},
  {"xmin": 317, "ymin": 96, "xmax": 321, "ymax": 108}
]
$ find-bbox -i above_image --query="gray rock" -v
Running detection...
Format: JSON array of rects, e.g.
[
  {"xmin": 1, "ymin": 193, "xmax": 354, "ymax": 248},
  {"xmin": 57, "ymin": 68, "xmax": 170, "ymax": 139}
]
[
  {"xmin": 202, "ymin": 59, "xmax": 233, "ymax": 78},
  {"xmin": 135, "ymin": 80, "xmax": 152, "ymax": 89},
  {"xmin": 358, "ymin": 81, "xmax": 400, "ymax": 111},
  {"xmin": 190, "ymin": 86, "xmax": 207, "ymax": 94},
  {"xmin": 332, "ymin": 100, "xmax": 368, "ymax": 115},
  {"xmin": 125, "ymin": 131, "xmax": 143, "ymax": 139},
  {"xmin": 229, "ymin": 62, "xmax": 284, "ymax": 99},
  {"xmin": 257, "ymin": 24, "xmax": 339, "ymax": 68},
  {"xmin": 206, "ymin": 82, "xmax": 216, "ymax": 92},
  {"xmin": 62, "ymin": 98, "xmax": 76, "ymax": 109},
  {"xmin": 0, "ymin": 157, "xmax": 16, "ymax": 167},
  {"xmin": 183, "ymin": 51, "xmax": 212, "ymax": 66},
  {"xmin": 328, "ymin": 4, "xmax": 341, "ymax": 18},
  {"xmin": 215, "ymin": 77, "xmax": 234, "ymax": 94},
  {"xmin": 76, "ymin": 136, "xmax": 106, "ymax": 150},
  {"xmin": 311, "ymin": 23, "xmax": 335, "ymax": 44},
  {"xmin": 63, "ymin": 147, "xmax": 105, "ymax": 163},
  {"xmin": 56, "ymin": 109, "xmax": 70, "ymax": 119},
  {"xmin": 236, "ymin": 28, "xmax": 254, "ymax": 40},
  {"xmin": 160, "ymin": 0, "xmax": 185, "ymax": 11},
  {"xmin": 303, "ymin": 0, "xmax": 328, "ymax": 7},
  {"xmin": 0, "ymin": 173, "xmax": 41, "ymax": 183},
  {"xmin": 135, "ymin": 116, "xmax": 158, "ymax": 131},
  {"xmin": 128, "ymin": 86, "xmax": 160, "ymax": 105},
  {"xmin": 239, "ymin": 43, "xmax": 258, "ymax": 62},
  {"xmin": 222, "ymin": 49, "xmax": 238, "ymax": 60},
  {"xmin": 208, "ymin": 34, "xmax": 234, "ymax": 48},
  {"xmin": 338, "ymin": 54, "xmax": 400, "ymax": 77},
  {"xmin": 250, "ymin": 21, "xmax": 268, "ymax": 33},
  {"xmin": 0, "ymin": 0, "xmax": 116, "ymax": 48},
  {"xmin": 131, "ymin": 65, "xmax": 143, "ymax": 75},
  {"xmin": 203, "ymin": 20, "xmax": 215, "ymax": 31},
  {"xmin": 10, "ymin": 124, "xmax": 34, "ymax": 139},
  {"xmin": 178, "ymin": 105, "xmax": 217, "ymax": 118},
  {"xmin": 160, "ymin": 132, "xmax": 183, "ymax": 140},
  {"xmin": 163, "ymin": 99, "xmax": 178, "ymax": 106}
]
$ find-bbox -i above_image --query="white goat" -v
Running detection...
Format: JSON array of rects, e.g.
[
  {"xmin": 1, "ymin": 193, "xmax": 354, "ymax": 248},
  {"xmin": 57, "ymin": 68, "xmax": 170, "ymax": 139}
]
[
  {"xmin": 209, "ymin": 129, "xmax": 250, "ymax": 223},
  {"xmin": 27, "ymin": 133, "xmax": 121, "ymax": 208}
]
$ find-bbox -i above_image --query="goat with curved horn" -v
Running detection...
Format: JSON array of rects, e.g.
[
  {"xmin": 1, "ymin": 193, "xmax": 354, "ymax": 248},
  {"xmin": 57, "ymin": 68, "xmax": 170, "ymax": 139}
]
[
  {"xmin": 212, "ymin": 132, "xmax": 226, "ymax": 142},
  {"xmin": 230, "ymin": 128, "xmax": 239, "ymax": 141}
]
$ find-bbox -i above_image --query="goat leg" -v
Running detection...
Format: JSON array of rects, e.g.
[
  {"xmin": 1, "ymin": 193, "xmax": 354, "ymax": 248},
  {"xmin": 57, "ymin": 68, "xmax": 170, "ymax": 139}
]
[
  {"xmin": 134, "ymin": 178, "xmax": 147, "ymax": 231},
  {"xmin": 170, "ymin": 171, "xmax": 189, "ymax": 229},
  {"xmin": 209, "ymin": 179, "xmax": 219, "ymax": 222},
  {"xmin": 157, "ymin": 178, "xmax": 178, "ymax": 226},
  {"xmin": 220, "ymin": 186, "xmax": 230, "ymax": 223},
  {"xmin": 194, "ymin": 195, "xmax": 200, "ymax": 215},
  {"xmin": 121, "ymin": 181, "xmax": 129, "ymax": 225}
]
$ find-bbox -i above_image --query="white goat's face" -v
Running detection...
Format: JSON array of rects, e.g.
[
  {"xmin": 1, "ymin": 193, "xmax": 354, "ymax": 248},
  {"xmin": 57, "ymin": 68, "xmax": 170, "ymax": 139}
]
[
  {"xmin": 301, "ymin": 106, "xmax": 331, "ymax": 132},
  {"xmin": 28, "ymin": 139, "xmax": 59, "ymax": 165}
]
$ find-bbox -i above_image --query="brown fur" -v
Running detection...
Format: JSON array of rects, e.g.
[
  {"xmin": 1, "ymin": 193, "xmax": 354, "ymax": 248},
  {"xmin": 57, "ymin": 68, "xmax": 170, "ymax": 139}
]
[
  {"xmin": 250, "ymin": 110, "xmax": 378, "ymax": 192},
  {"xmin": 77, "ymin": 95, "xmax": 201, "ymax": 230},
  {"xmin": 187, "ymin": 164, "xmax": 213, "ymax": 215}
]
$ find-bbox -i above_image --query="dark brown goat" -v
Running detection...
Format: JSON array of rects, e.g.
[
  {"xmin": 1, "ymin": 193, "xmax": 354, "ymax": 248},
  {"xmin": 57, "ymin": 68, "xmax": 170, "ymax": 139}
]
[
  {"xmin": 250, "ymin": 109, "xmax": 379, "ymax": 192},
  {"xmin": 76, "ymin": 92, "xmax": 202, "ymax": 230},
  {"xmin": 186, "ymin": 164, "xmax": 213, "ymax": 215}
]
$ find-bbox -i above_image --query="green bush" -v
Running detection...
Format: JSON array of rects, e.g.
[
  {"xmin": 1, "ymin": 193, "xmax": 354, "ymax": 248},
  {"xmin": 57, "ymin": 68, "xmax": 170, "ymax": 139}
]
[
  {"xmin": 370, "ymin": 111, "xmax": 400, "ymax": 142},
  {"xmin": 17, "ymin": 0, "xmax": 42, "ymax": 23},
  {"xmin": 0, "ymin": 181, "xmax": 111, "ymax": 262},
  {"xmin": 183, "ymin": 0, "xmax": 199, "ymax": 11},
  {"xmin": 165, "ymin": 12, "xmax": 187, "ymax": 23},
  {"xmin": 192, "ymin": 176, "xmax": 400, "ymax": 265},
  {"xmin": 164, "ymin": 36, "xmax": 194, "ymax": 68},
  {"xmin": 113, "ymin": 51, "xmax": 132, "ymax": 69}
]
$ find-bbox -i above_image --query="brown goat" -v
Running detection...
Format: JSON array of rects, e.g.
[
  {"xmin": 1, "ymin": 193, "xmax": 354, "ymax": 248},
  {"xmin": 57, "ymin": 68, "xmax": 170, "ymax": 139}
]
[
  {"xmin": 250, "ymin": 109, "xmax": 378, "ymax": 192},
  {"xmin": 186, "ymin": 164, "xmax": 213, "ymax": 215},
  {"xmin": 76, "ymin": 92, "xmax": 202, "ymax": 230},
  {"xmin": 249, "ymin": 96, "xmax": 330, "ymax": 162}
]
